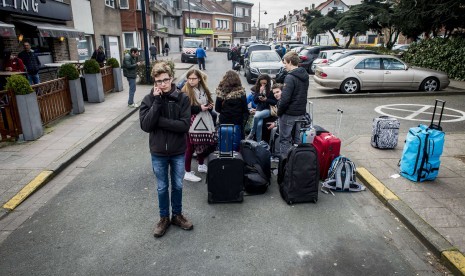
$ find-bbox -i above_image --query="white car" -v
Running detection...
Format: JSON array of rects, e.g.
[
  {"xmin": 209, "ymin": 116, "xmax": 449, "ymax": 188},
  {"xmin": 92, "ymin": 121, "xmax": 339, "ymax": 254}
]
[
  {"xmin": 310, "ymin": 49, "xmax": 344, "ymax": 73},
  {"xmin": 314, "ymin": 54, "xmax": 450, "ymax": 94}
]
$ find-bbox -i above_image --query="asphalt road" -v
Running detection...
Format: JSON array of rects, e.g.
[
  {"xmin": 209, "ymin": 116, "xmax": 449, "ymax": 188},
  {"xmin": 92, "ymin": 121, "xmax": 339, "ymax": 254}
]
[{"xmin": 0, "ymin": 51, "xmax": 452, "ymax": 275}]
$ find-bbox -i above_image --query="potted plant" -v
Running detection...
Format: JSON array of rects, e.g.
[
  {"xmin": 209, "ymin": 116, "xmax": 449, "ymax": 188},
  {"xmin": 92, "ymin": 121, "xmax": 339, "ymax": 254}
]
[
  {"xmin": 137, "ymin": 60, "xmax": 176, "ymax": 84},
  {"xmin": 107, "ymin": 57, "xmax": 123, "ymax": 92},
  {"xmin": 83, "ymin": 59, "xmax": 104, "ymax": 103},
  {"xmin": 58, "ymin": 63, "xmax": 85, "ymax": 114},
  {"xmin": 5, "ymin": 74, "xmax": 43, "ymax": 141}
]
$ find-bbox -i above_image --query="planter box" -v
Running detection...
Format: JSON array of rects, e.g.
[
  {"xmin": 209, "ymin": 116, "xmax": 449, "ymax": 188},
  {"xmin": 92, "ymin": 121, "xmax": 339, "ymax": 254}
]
[
  {"xmin": 16, "ymin": 92, "xmax": 43, "ymax": 141},
  {"xmin": 69, "ymin": 79, "xmax": 85, "ymax": 114},
  {"xmin": 113, "ymin": 68, "xmax": 124, "ymax": 92},
  {"xmin": 84, "ymin": 73, "xmax": 104, "ymax": 103}
]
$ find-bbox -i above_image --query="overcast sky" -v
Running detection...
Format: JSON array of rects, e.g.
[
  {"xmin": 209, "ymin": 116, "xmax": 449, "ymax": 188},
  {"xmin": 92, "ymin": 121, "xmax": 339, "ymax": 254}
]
[{"xmin": 247, "ymin": 0, "xmax": 362, "ymax": 27}]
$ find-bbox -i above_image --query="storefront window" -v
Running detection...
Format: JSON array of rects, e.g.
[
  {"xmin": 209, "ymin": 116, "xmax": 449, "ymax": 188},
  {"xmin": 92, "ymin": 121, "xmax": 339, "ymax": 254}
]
[{"xmin": 77, "ymin": 36, "xmax": 93, "ymax": 61}]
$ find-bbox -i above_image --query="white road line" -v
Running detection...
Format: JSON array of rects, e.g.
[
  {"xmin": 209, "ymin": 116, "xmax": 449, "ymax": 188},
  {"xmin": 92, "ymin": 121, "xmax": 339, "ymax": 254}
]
[{"xmin": 381, "ymin": 106, "xmax": 461, "ymax": 118}]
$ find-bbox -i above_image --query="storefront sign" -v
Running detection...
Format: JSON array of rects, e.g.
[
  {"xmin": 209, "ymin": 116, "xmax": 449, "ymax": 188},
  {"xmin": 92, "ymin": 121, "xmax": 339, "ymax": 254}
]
[{"xmin": 0, "ymin": 0, "xmax": 72, "ymax": 21}]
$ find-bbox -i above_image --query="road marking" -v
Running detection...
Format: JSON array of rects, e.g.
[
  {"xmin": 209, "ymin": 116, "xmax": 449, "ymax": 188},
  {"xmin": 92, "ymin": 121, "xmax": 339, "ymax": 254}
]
[
  {"xmin": 375, "ymin": 104, "xmax": 465, "ymax": 122},
  {"xmin": 3, "ymin": 171, "xmax": 54, "ymax": 210}
]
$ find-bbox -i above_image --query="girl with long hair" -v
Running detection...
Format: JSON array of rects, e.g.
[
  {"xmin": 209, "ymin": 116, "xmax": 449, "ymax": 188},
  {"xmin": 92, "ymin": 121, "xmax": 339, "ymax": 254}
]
[{"xmin": 181, "ymin": 69, "xmax": 216, "ymax": 182}]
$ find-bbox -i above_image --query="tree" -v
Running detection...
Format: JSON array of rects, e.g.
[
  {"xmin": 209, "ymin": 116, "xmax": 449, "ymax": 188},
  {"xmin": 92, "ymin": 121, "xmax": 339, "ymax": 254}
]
[
  {"xmin": 335, "ymin": 5, "xmax": 371, "ymax": 48},
  {"xmin": 303, "ymin": 9, "xmax": 341, "ymax": 46}
]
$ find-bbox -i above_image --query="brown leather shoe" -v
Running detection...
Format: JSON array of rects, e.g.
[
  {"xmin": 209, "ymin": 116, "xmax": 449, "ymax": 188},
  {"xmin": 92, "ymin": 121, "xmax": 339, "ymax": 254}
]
[
  {"xmin": 171, "ymin": 214, "xmax": 193, "ymax": 230},
  {"xmin": 153, "ymin": 217, "xmax": 170, "ymax": 238}
]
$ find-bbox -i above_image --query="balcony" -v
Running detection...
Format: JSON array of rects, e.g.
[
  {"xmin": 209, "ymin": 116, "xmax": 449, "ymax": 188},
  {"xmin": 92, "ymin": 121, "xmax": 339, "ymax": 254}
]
[
  {"xmin": 149, "ymin": 0, "xmax": 182, "ymax": 17},
  {"xmin": 185, "ymin": 28, "xmax": 214, "ymax": 35},
  {"xmin": 154, "ymin": 23, "xmax": 183, "ymax": 36}
]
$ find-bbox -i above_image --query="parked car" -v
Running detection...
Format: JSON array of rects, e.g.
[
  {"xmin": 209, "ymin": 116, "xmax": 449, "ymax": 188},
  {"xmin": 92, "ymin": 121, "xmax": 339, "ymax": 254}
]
[
  {"xmin": 298, "ymin": 45, "xmax": 341, "ymax": 73},
  {"xmin": 313, "ymin": 54, "xmax": 450, "ymax": 94},
  {"xmin": 214, "ymin": 43, "xmax": 231, "ymax": 52},
  {"xmin": 310, "ymin": 49, "xmax": 344, "ymax": 74},
  {"xmin": 244, "ymin": 50, "xmax": 284, "ymax": 84},
  {"xmin": 327, "ymin": 49, "xmax": 377, "ymax": 65},
  {"xmin": 393, "ymin": 44, "xmax": 410, "ymax": 52}
]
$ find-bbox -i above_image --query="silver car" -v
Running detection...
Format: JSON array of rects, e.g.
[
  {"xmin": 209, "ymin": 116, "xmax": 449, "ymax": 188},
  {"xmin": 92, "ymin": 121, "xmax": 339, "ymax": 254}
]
[
  {"xmin": 314, "ymin": 54, "xmax": 450, "ymax": 94},
  {"xmin": 311, "ymin": 49, "xmax": 344, "ymax": 73},
  {"xmin": 244, "ymin": 50, "xmax": 284, "ymax": 84}
]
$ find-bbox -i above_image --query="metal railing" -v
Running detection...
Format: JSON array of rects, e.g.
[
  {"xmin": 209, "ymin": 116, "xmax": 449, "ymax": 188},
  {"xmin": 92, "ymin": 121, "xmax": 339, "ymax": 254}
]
[
  {"xmin": 0, "ymin": 89, "xmax": 21, "ymax": 141},
  {"xmin": 100, "ymin": 66, "xmax": 114, "ymax": 94}
]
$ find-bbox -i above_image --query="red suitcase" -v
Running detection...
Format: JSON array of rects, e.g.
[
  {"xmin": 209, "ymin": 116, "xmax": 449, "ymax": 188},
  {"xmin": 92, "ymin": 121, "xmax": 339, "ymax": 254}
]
[{"xmin": 311, "ymin": 107, "xmax": 343, "ymax": 180}]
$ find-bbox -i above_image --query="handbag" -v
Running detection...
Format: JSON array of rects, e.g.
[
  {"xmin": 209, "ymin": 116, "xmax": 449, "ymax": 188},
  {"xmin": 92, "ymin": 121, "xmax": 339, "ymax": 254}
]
[
  {"xmin": 270, "ymin": 105, "xmax": 278, "ymax": 117},
  {"xmin": 189, "ymin": 111, "xmax": 217, "ymax": 145}
]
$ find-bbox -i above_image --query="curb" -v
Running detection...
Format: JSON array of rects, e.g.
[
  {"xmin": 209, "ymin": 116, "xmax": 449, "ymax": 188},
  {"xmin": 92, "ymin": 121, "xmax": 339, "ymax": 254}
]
[
  {"xmin": 1, "ymin": 105, "xmax": 140, "ymax": 214},
  {"xmin": 357, "ymin": 167, "xmax": 465, "ymax": 275}
]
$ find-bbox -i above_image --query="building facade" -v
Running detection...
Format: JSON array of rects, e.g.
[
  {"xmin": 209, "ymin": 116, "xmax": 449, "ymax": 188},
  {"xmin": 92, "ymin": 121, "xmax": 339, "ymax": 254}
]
[
  {"xmin": 215, "ymin": 0, "xmax": 253, "ymax": 45},
  {"xmin": 150, "ymin": 0, "xmax": 183, "ymax": 54}
]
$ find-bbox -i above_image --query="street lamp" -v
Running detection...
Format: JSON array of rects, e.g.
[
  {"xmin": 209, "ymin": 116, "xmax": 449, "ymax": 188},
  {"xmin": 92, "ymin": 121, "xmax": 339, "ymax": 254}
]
[{"xmin": 257, "ymin": 2, "xmax": 267, "ymax": 41}]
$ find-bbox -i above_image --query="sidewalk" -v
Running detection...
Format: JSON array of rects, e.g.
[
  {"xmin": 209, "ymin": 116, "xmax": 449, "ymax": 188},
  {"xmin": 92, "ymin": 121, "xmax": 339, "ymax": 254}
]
[
  {"xmin": 0, "ymin": 61, "xmax": 193, "ymax": 214},
  {"xmin": 344, "ymin": 134, "xmax": 465, "ymax": 275}
]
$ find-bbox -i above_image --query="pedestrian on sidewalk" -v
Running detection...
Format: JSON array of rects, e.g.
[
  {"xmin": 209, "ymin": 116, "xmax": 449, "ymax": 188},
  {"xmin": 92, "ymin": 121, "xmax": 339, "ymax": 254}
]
[
  {"xmin": 181, "ymin": 69, "xmax": 216, "ymax": 182},
  {"xmin": 139, "ymin": 61, "xmax": 193, "ymax": 238},
  {"xmin": 195, "ymin": 44, "xmax": 206, "ymax": 70},
  {"xmin": 164, "ymin": 42, "xmax": 170, "ymax": 56},
  {"xmin": 91, "ymin": 46, "xmax": 106, "ymax": 67},
  {"xmin": 18, "ymin": 42, "xmax": 41, "ymax": 85},
  {"xmin": 149, "ymin": 43, "xmax": 157, "ymax": 62},
  {"xmin": 123, "ymin": 48, "xmax": 141, "ymax": 108}
]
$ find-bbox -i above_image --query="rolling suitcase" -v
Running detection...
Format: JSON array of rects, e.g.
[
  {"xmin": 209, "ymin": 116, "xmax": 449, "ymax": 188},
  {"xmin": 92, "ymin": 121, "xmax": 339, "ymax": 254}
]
[
  {"xmin": 312, "ymin": 108, "xmax": 343, "ymax": 180},
  {"xmin": 207, "ymin": 125, "xmax": 244, "ymax": 203},
  {"xmin": 371, "ymin": 116, "xmax": 400, "ymax": 149},
  {"xmin": 400, "ymin": 99, "xmax": 446, "ymax": 182}
]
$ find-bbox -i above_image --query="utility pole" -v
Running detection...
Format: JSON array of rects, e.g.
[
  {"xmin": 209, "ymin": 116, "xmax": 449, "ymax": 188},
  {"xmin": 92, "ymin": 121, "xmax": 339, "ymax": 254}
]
[{"xmin": 140, "ymin": 0, "xmax": 151, "ymax": 83}]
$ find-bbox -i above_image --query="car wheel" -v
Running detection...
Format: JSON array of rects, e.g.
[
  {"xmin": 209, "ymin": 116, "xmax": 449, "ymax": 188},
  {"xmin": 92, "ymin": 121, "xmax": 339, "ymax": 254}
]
[
  {"xmin": 340, "ymin": 78, "xmax": 360, "ymax": 94},
  {"xmin": 246, "ymin": 71, "xmax": 254, "ymax": 84},
  {"xmin": 420, "ymin": 77, "xmax": 439, "ymax": 92}
]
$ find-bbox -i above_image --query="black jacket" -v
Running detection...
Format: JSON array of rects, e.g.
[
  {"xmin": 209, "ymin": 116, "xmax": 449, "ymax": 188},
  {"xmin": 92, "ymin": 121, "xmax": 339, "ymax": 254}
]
[
  {"xmin": 140, "ymin": 84, "xmax": 191, "ymax": 156},
  {"xmin": 253, "ymin": 89, "xmax": 278, "ymax": 112},
  {"xmin": 277, "ymin": 67, "xmax": 309, "ymax": 116},
  {"xmin": 18, "ymin": 50, "xmax": 41, "ymax": 75},
  {"xmin": 215, "ymin": 87, "xmax": 248, "ymax": 126}
]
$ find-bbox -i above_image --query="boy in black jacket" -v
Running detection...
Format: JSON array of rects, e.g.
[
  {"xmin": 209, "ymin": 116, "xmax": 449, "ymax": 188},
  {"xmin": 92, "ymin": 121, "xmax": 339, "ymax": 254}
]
[{"xmin": 139, "ymin": 62, "xmax": 193, "ymax": 238}]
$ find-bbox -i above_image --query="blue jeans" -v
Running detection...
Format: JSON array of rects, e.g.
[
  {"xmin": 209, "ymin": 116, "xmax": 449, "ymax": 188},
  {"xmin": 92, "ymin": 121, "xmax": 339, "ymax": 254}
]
[
  {"xmin": 197, "ymin": 58, "xmax": 205, "ymax": 70},
  {"xmin": 250, "ymin": 109, "xmax": 271, "ymax": 142},
  {"xmin": 127, "ymin": 77, "xmax": 136, "ymax": 105},
  {"xmin": 27, "ymin": 74, "xmax": 40, "ymax": 85},
  {"xmin": 278, "ymin": 113, "xmax": 302, "ymax": 158},
  {"xmin": 151, "ymin": 153, "xmax": 185, "ymax": 218}
]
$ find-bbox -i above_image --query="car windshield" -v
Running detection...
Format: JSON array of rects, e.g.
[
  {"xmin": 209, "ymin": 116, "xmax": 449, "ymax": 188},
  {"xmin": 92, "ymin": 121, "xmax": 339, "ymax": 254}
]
[
  {"xmin": 329, "ymin": 52, "xmax": 344, "ymax": 62},
  {"xmin": 299, "ymin": 49, "xmax": 309, "ymax": 56},
  {"xmin": 183, "ymin": 41, "xmax": 201, "ymax": 48},
  {"xmin": 330, "ymin": 56, "xmax": 355, "ymax": 67},
  {"xmin": 251, "ymin": 52, "xmax": 281, "ymax": 62}
]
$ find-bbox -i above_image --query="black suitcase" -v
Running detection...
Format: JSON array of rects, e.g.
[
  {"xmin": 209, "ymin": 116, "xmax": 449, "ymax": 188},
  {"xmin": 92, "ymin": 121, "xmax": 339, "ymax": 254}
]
[
  {"xmin": 240, "ymin": 140, "xmax": 271, "ymax": 194},
  {"xmin": 207, "ymin": 151, "xmax": 244, "ymax": 203},
  {"xmin": 278, "ymin": 143, "xmax": 319, "ymax": 204}
]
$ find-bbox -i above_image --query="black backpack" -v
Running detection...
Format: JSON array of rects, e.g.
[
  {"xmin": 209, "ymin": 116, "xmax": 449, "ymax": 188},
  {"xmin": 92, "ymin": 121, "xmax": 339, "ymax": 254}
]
[{"xmin": 240, "ymin": 140, "xmax": 271, "ymax": 194}]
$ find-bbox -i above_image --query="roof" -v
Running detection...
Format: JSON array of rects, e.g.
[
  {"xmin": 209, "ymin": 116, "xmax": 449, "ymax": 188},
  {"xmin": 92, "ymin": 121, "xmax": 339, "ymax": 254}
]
[{"xmin": 315, "ymin": 0, "xmax": 349, "ymax": 11}]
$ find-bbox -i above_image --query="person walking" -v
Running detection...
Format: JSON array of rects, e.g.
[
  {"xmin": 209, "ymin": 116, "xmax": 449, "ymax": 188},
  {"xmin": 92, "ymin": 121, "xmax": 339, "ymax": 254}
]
[
  {"xmin": 91, "ymin": 46, "xmax": 106, "ymax": 67},
  {"xmin": 277, "ymin": 51, "xmax": 309, "ymax": 156},
  {"xmin": 230, "ymin": 44, "xmax": 240, "ymax": 70},
  {"xmin": 123, "ymin": 48, "xmax": 141, "ymax": 108},
  {"xmin": 246, "ymin": 74, "xmax": 277, "ymax": 142},
  {"xmin": 139, "ymin": 61, "xmax": 193, "ymax": 238},
  {"xmin": 149, "ymin": 43, "xmax": 157, "ymax": 62},
  {"xmin": 164, "ymin": 42, "xmax": 170, "ymax": 56},
  {"xmin": 195, "ymin": 44, "xmax": 206, "ymax": 70},
  {"xmin": 18, "ymin": 42, "xmax": 41, "ymax": 84},
  {"xmin": 215, "ymin": 70, "xmax": 249, "ymax": 152},
  {"xmin": 181, "ymin": 69, "xmax": 216, "ymax": 182}
]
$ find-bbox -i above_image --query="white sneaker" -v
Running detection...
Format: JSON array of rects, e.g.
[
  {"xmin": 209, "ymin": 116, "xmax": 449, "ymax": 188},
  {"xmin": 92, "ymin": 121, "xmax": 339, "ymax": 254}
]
[
  {"xmin": 184, "ymin": 171, "xmax": 201, "ymax": 182},
  {"xmin": 128, "ymin": 103, "xmax": 139, "ymax": 108},
  {"xmin": 198, "ymin": 164, "xmax": 208, "ymax": 173}
]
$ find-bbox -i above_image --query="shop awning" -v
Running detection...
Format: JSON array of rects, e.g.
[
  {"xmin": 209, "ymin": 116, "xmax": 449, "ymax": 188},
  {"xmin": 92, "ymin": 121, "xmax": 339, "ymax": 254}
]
[
  {"xmin": 0, "ymin": 21, "xmax": 16, "ymax": 37},
  {"xmin": 18, "ymin": 20, "xmax": 83, "ymax": 38}
]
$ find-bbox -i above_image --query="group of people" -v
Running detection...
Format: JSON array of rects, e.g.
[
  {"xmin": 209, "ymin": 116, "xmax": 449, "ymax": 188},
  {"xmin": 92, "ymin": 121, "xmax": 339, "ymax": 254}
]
[
  {"xmin": 2, "ymin": 42, "xmax": 42, "ymax": 85},
  {"xmin": 138, "ymin": 50, "xmax": 309, "ymax": 238},
  {"xmin": 149, "ymin": 42, "xmax": 171, "ymax": 62}
]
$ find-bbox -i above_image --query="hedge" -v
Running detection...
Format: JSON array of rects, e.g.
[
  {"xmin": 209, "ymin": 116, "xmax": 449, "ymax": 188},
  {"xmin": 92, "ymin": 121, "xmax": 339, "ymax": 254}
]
[{"xmin": 136, "ymin": 60, "xmax": 176, "ymax": 84}]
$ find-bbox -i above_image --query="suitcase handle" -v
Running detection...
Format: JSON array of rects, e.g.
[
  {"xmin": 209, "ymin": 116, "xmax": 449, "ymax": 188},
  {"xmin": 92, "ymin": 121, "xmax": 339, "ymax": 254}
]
[
  {"xmin": 308, "ymin": 101, "xmax": 313, "ymax": 127},
  {"xmin": 430, "ymin": 99, "xmax": 445, "ymax": 131},
  {"xmin": 334, "ymin": 109, "xmax": 343, "ymax": 136}
]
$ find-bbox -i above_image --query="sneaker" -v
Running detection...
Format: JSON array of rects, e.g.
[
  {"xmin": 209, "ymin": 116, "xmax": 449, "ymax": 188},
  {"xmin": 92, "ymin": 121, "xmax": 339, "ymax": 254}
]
[
  {"xmin": 128, "ymin": 103, "xmax": 139, "ymax": 108},
  {"xmin": 171, "ymin": 214, "xmax": 193, "ymax": 230},
  {"xmin": 153, "ymin": 217, "xmax": 170, "ymax": 238},
  {"xmin": 184, "ymin": 171, "xmax": 201, "ymax": 182},
  {"xmin": 198, "ymin": 164, "xmax": 208, "ymax": 173}
]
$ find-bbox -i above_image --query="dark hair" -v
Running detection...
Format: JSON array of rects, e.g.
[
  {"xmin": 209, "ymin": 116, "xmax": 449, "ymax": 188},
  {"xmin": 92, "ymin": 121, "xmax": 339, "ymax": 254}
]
[
  {"xmin": 4, "ymin": 50, "xmax": 12, "ymax": 59},
  {"xmin": 253, "ymin": 74, "xmax": 272, "ymax": 96},
  {"xmin": 130, "ymin": 47, "xmax": 138, "ymax": 54},
  {"xmin": 272, "ymin": 83, "xmax": 283, "ymax": 90},
  {"xmin": 217, "ymin": 70, "xmax": 242, "ymax": 94}
]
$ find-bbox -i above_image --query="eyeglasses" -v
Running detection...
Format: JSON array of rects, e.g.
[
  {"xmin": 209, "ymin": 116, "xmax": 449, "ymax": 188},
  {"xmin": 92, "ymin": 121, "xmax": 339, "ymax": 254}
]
[
  {"xmin": 187, "ymin": 77, "xmax": 198, "ymax": 81},
  {"xmin": 154, "ymin": 78, "xmax": 171, "ymax": 85}
]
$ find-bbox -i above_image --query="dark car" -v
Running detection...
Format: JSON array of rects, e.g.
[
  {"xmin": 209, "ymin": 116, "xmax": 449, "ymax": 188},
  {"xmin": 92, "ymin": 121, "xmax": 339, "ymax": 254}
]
[
  {"xmin": 298, "ymin": 45, "xmax": 342, "ymax": 73},
  {"xmin": 214, "ymin": 43, "xmax": 231, "ymax": 52},
  {"xmin": 327, "ymin": 49, "xmax": 378, "ymax": 65},
  {"xmin": 244, "ymin": 50, "xmax": 284, "ymax": 84}
]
